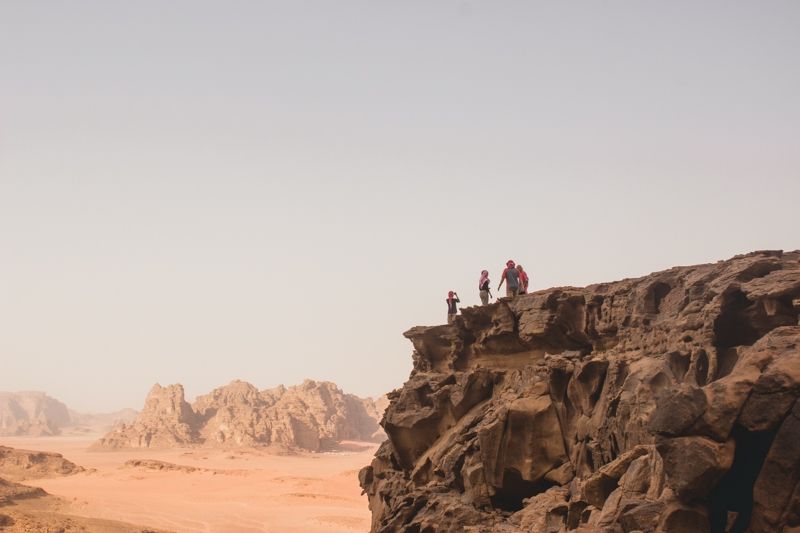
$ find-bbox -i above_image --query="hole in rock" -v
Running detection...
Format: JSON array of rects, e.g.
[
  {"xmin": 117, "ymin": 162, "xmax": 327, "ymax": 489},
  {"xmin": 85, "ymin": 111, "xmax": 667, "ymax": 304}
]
[
  {"xmin": 549, "ymin": 367, "xmax": 571, "ymax": 404},
  {"xmin": 415, "ymin": 384, "xmax": 434, "ymax": 408},
  {"xmin": 710, "ymin": 424, "xmax": 779, "ymax": 533},
  {"xmin": 695, "ymin": 351, "xmax": 709, "ymax": 386},
  {"xmin": 714, "ymin": 291, "xmax": 799, "ymax": 349},
  {"xmin": 668, "ymin": 352, "xmax": 690, "ymax": 382},
  {"xmin": 715, "ymin": 347, "xmax": 740, "ymax": 380},
  {"xmin": 713, "ymin": 291, "xmax": 761, "ymax": 348},
  {"xmin": 490, "ymin": 468, "xmax": 554, "ymax": 512},
  {"xmin": 645, "ymin": 282, "xmax": 672, "ymax": 314}
]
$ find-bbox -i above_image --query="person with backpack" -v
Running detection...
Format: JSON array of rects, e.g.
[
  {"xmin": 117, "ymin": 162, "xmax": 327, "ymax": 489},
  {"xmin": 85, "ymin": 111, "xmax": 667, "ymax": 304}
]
[
  {"xmin": 516, "ymin": 264, "xmax": 530, "ymax": 294},
  {"xmin": 498, "ymin": 260, "xmax": 521, "ymax": 298},
  {"xmin": 446, "ymin": 291, "xmax": 460, "ymax": 324},
  {"xmin": 479, "ymin": 270, "xmax": 492, "ymax": 305}
]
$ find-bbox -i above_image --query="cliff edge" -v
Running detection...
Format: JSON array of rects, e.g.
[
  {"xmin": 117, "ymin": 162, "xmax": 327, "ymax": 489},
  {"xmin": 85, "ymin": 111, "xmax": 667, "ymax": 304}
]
[{"xmin": 360, "ymin": 250, "xmax": 800, "ymax": 532}]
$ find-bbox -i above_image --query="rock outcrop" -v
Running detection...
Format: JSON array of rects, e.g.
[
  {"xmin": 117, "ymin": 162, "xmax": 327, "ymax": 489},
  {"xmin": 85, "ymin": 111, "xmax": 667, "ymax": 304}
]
[
  {"xmin": 0, "ymin": 392, "xmax": 71, "ymax": 436},
  {"xmin": 95, "ymin": 384, "xmax": 199, "ymax": 448},
  {"xmin": 95, "ymin": 379, "xmax": 385, "ymax": 451},
  {"xmin": 360, "ymin": 250, "xmax": 800, "ymax": 533},
  {"xmin": 0, "ymin": 446, "xmax": 84, "ymax": 482}
]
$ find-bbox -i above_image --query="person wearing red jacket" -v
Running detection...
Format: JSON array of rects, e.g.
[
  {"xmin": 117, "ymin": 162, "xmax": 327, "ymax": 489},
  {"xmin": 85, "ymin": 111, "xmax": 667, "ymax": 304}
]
[{"xmin": 516, "ymin": 264, "xmax": 530, "ymax": 294}]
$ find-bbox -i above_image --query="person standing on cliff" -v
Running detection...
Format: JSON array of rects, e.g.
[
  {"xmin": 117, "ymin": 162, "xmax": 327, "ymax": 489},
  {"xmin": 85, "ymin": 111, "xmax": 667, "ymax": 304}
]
[
  {"xmin": 446, "ymin": 291, "xmax": 460, "ymax": 324},
  {"xmin": 498, "ymin": 260, "xmax": 521, "ymax": 298},
  {"xmin": 479, "ymin": 270, "xmax": 492, "ymax": 305},
  {"xmin": 516, "ymin": 264, "xmax": 530, "ymax": 294}
]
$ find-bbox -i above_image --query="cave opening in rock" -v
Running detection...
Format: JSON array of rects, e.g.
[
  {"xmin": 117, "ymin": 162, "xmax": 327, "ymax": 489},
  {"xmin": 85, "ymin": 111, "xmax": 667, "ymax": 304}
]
[
  {"xmin": 695, "ymin": 350, "xmax": 709, "ymax": 386},
  {"xmin": 645, "ymin": 282, "xmax": 672, "ymax": 314},
  {"xmin": 714, "ymin": 291, "xmax": 761, "ymax": 348},
  {"xmin": 490, "ymin": 468, "xmax": 554, "ymax": 512},
  {"xmin": 668, "ymin": 352, "xmax": 690, "ymax": 382},
  {"xmin": 714, "ymin": 290, "xmax": 799, "ymax": 349},
  {"xmin": 709, "ymin": 424, "xmax": 779, "ymax": 533}
]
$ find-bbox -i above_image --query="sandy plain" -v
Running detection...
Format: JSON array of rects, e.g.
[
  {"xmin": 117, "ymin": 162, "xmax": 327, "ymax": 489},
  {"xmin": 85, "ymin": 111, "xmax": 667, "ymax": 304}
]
[{"xmin": 0, "ymin": 434, "xmax": 376, "ymax": 533}]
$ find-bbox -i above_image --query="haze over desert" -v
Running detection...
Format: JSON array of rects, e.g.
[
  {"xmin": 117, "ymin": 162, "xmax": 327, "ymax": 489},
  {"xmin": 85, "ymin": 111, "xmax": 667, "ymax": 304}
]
[{"xmin": 2, "ymin": 1, "xmax": 799, "ymax": 532}]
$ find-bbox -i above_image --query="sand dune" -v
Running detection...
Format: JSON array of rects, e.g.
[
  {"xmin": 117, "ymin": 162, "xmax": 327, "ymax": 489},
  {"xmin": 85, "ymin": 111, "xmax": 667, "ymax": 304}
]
[{"xmin": 0, "ymin": 434, "xmax": 375, "ymax": 532}]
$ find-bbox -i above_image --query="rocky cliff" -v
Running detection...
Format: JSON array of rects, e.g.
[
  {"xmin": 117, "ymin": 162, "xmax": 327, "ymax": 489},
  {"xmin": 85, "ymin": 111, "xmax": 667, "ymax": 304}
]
[
  {"xmin": 95, "ymin": 379, "xmax": 385, "ymax": 451},
  {"xmin": 360, "ymin": 250, "xmax": 800, "ymax": 533}
]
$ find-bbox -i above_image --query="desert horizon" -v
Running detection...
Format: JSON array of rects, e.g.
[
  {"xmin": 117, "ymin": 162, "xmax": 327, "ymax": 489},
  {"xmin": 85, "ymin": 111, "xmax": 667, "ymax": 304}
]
[{"xmin": 0, "ymin": 377, "xmax": 387, "ymax": 531}]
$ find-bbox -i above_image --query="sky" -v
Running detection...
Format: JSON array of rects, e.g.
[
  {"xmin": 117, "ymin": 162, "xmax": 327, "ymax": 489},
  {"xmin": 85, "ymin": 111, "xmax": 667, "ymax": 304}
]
[{"xmin": 1, "ymin": 1, "xmax": 798, "ymax": 412}]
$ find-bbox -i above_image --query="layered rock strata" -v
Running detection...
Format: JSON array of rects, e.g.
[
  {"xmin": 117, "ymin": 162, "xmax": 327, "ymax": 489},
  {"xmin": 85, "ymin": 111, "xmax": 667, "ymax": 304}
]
[
  {"xmin": 96, "ymin": 380, "xmax": 385, "ymax": 451},
  {"xmin": 360, "ymin": 250, "xmax": 800, "ymax": 533}
]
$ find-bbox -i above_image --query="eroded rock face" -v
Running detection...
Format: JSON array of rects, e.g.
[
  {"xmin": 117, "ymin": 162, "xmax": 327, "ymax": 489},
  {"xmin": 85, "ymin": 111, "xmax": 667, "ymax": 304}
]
[
  {"xmin": 94, "ymin": 383, "xmax": 197, "ymax": 448},
  {"xmin": 0, "ymin": 392, "xmax": 71, "ymax": 436},
  {"xmin": 96, "ymin": 380, "xmax": 385, "ymax": 451},
  {"xmin": 361, "ymin": 250, "xmax": 800, "ymax": 533}
]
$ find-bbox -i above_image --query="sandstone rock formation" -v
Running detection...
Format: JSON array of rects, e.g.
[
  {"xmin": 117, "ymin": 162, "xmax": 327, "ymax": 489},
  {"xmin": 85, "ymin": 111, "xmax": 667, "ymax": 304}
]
[
  {"xmin": 0, "ymin": 446, "xmax": 84, "ymax": 482},
  {"xmin": 96, "ymin": 379, "xmax": 385, "ymax": 451},
  {"xmin": 360, "ymin": 250, "xmax": 800, "ymax": 533},
  {"xmin": 95, "ymin": 383, "xmax": 199, "ymax": 448},
  {"xmin": 0, "ymin": 392, "xmax": 71, "ymax": 436}
]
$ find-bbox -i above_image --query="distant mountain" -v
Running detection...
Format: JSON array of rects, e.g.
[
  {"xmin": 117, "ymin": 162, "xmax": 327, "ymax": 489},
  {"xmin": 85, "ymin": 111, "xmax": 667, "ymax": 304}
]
[
  {"xmin": 95, "ymin": 379, "xmax": 388, "ymax": 451},
  {"xmin": 0, "ymin": 392, "xmax": 71, "ymax": 436},
  {"xmin": 0, "ymin": 391, "xmax": 137, "ymax": 436}
]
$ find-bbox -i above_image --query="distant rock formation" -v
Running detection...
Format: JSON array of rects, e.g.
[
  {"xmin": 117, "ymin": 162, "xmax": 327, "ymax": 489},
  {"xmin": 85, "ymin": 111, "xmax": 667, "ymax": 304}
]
[
  {"xmin": 95, "ymin": 379, "xmax": 386, "ymax": 451},
  {"xmin": 0, "ymin": 446, "xmax": 84, "ymax": 482},
  {"xmin": 360, "ymin": 250, "xmax": 800, "ymax": 533},
  {"xmin": 0, "ymin": 392, "xmax": 71, "ymax": 436},
  {"xmin": 0, "ymin": 391, "xmax": 137, "ymax": 437},
  {"xmin": 95, "ymin": 384, "xmax": 198, "ymax": 448}
]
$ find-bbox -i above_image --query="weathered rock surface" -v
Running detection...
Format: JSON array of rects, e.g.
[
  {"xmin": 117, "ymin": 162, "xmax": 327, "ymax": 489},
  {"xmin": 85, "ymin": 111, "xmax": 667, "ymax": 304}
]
[
  {"xmin": 95, "ymin": 379, "xmax": 385, "ymax": 451},
  {"xmin": 361, "ymin": 250, "xmax": 800, "ymax": 533},
  {"xmin": 0, "ymin": 392, "xmax": 71, "ymax": 436},
  {"xmin": 0, "ymin": 446, "xmax": 84, "ymax": 482}
]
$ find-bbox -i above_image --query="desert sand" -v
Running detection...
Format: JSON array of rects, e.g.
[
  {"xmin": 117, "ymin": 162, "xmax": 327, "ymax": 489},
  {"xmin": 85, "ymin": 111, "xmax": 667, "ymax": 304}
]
[{"xmin": 1, "ymin": 434, "xmax": 375, "ymax": 533}]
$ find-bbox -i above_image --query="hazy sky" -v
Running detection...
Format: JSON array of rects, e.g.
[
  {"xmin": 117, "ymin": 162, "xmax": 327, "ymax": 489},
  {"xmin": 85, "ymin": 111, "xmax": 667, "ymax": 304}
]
[{"xmin": 1, "ymin": 1, "xmax": 798, "ymax": 412}]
